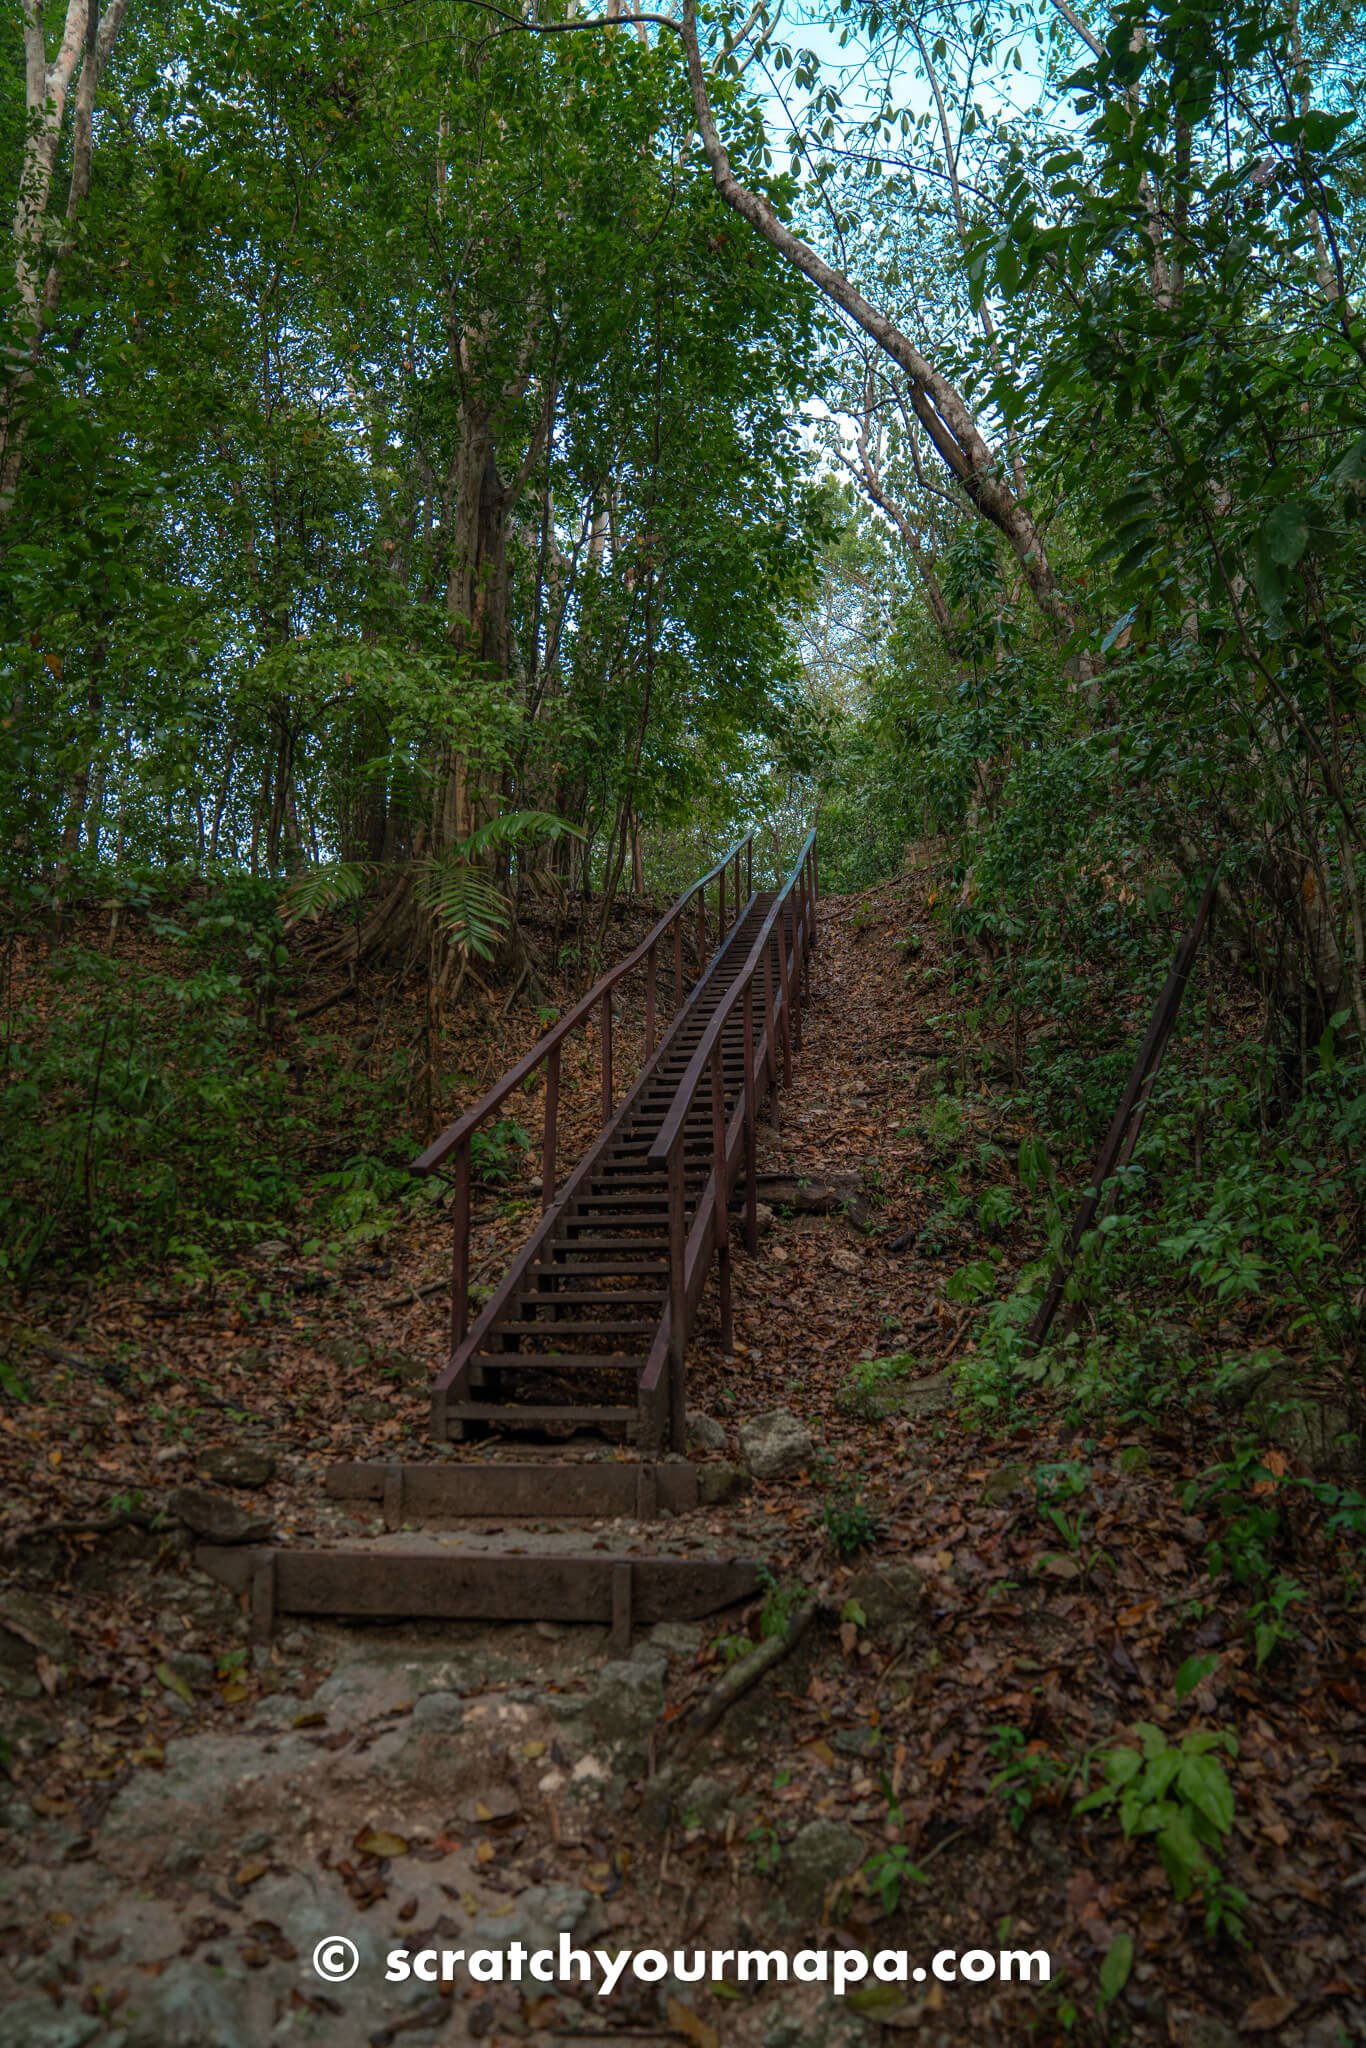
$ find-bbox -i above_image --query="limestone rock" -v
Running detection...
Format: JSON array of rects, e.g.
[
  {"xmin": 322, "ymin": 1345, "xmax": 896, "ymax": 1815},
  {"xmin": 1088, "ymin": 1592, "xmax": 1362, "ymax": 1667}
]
[
  {"xmin": 787, "ymin": 1817, "xmax": 865, "ymax": 1913},
  {"xmin": 0, "ymin": 1591, "xmax": 73, "ymax": 1699},
  {"xmin": 897, "ymin": 1369, "xmax": 955, "ymax": 1418},
  {"xmin": 121, "ymin": 1960, "xmax": 256, "ymax": 2047},
  {"xmin": 739, "ymin": 1409, "xmax": 813, "ymax": 1480},
  {"xmin": 5, "ymin": 2000, "xmax": 103, "ymax": 2048},
  {"xmin": 679, "ymin": 1773, "xmax": 731, "ymax": 1831},
  {"xmin": 411, "ymin": 1689, "xmax": 465, "ymax": 1731},
  {"xmin": 163, "ymin": 1650, "xmax": 215, "ymax": 1693},
  {"xmin": 194, "ymin": 1445, "xmax": 276, "ymax": 1489},
  {"xmin": 686, "ymin": 1411, "xmax": 728, "ymax": 1455},
  {"xmin": 697, "ymin": 1460, "xmax": 749, "ymax": 1506},
  {"xmin": 980, "ymin": 1462, "xmax": 1031, "ymax": 1506},
  {"xmin": 844, "ymin": 1563, "xmax": 925, "ymax": 1633},
  {"xmin": 587, "ymin": 1651, "xmax": 666, "ymax": 1748},
  {"xmin": 650, "ymin": 1621, "xmax": 704, "ymax": 1658},
  {"xmin": 170, "ymin": 1485, "xmax": 272, "ymax": 1544},
  {"xmin": 466, "ymin": 1882, "xmax": 604, "ymax": 1954}
]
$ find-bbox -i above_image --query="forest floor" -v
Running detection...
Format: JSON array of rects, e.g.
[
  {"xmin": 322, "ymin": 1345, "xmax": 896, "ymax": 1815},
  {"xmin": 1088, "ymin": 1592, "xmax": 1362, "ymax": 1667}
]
[{"xmin": 0, "ymin": 880, "xmax": 1362, "ymax": 2048}]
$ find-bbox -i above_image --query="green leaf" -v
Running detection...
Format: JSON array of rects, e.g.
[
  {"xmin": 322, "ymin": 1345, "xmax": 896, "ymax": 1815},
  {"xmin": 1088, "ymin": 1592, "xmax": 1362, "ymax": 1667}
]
[
  {"xmin": 281, "ymin": 861, "xmax": 373, "ymax": 926},
  {"xmin": 1177, "ymin": 1752, "xmax": 1234, "ymax": 1838},
  {"xmin": 1174, "ymin": 1653, "xmax": 1218, "ymax": 1701},
  {"xmin": 1096, "ymin": 1932, "xmax": 1133, "ymax": 2009}
]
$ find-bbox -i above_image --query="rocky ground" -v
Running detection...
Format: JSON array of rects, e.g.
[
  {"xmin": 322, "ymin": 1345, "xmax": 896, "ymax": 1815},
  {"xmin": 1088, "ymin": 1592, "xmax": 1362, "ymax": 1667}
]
[{"xmin": 1, "ymin": 881, "xmax": 1362, "ymax": 2047}]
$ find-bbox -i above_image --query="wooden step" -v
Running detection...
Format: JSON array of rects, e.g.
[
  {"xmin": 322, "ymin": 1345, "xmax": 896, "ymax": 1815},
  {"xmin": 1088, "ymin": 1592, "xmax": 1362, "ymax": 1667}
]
[
  {"xmin": 472, "ymin": 1352, "xmax": 648, "ymax": 1370},
  {"xmin": 515, "ymin": 1288, "xmax": 665, "ymax": 1306},
  {"xmin": 325, "ymin": 1460, "xmax": 699, "ymax": 1523},
  {"xmin": 198, "ymin": 1542, "xmax": 764, "ymax": 1651}
]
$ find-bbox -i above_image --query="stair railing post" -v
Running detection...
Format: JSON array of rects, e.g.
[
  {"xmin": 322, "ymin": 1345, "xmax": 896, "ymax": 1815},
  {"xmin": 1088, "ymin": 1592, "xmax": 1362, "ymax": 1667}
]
[
  {"xmin": 776, "ymin": 902, "xmax": 794, "ymax": 1085},
  {"xmin": 742, "ymin": 979, "xmax": 758, "ymax": 1254},
  {"xmin": 600, "ymin": 990, "xmax": 612, "ymax": 1123},
  {"xmin": 541, "ymin": 1042, "xmax": 560, "ymax": 1213},
  {"xmin": 718, "ymin": 861, "xmax": 726, "ymax": 939},
  {"xmin": 450, "ymin": 1137, "xmax": 471, "ymax": 1351},
  {"xmin": 711, "ymin": 1042, "xmax": 733, "ymax": 1352},
  {"xmin": 645, "ymin": 941, "xmax": 657, "ymax": 1057},
  {"xmin": 747, "ymin": 837, "xmax": 753, "ymax": 897},
  {"xmin": 673, "ymin": 915, "xmax": 683, "ymax": 1009},
  {"xmin": 763, "ymin": 947, "xmax": 779, "ymax": 1122},
  {"xmin": 697, "ymin": 891, "xmax": 705, "ymax": 970},
  {"xmin": 667, "ymin": 1137, "xmax": 686, "ymax": 1444}
]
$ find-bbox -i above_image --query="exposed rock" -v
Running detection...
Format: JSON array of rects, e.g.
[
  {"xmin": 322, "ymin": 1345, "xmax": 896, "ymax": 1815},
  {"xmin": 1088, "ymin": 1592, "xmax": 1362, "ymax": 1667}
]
[
  {"xmin": 586, "ymin": 1652, "xmax": 666, "ymax": 1749},
  {"xmin": 411, "ymin": 1689, "xmax": 465, "ymax": 1731},
  {"xmin": 786, "ymin": 1817, "xmax": 866, "ymax": 1914},
  {"xmin": 164, "ymin": 1650, "xmax": 215, "ymax": 1693},
  {"xmin": 169, "ymin": 1485, "xmax": 272, "ymax": 1544},
  {"xmin": 1218, "ymin": 1361, "xmax": 1355, "ymax": 1476},
  {"xmin": 697, "ymin": 1461, "xmax": 749, "ymax": 1506},
  {"xmin": 121, "ymin": 1960, "xmax": 256, "ymax": 2047},
  {"xmin": 980, "ymin": 1462, "xmax": 1032, "ymax": 1506},
  {"xmin": 0, "ymin": 1591, "xmax": 73, "ymax": 1698},
  {"xmin": 740, "ymin": 1409, "xmax": 814, "ymax": 1480},
  {"xmin": 466, "ymin": 1881, "xmax": 604, "ymax": 1955},
  {"xmin": 897, "ymin": 1369, "xmax": 955, "ymax": 1418},
  {"xmin": 686, "ymin": 1411, "xmax": 728, "ymax": 1455},
  {"xmin": 844, "ymin": 1563, "xmax": 925, "ymax": 1634},
  {"xmin": 194, "ymin": 1445, "xmax": 276, "ymax": 1489},
  {"xmin": 321, "ymin": 1335, "xmax": 372, "ymax": 1370},
  {"xmin": 251, "ymin": 1240, "xmax": 289, "ymax": 1262},
  {"xmin": 679, "ymin": 1773, "xmax": 731, "ymax": 1831},
  {"xmin": 5, "ymin": 2000, "xmax": 103, "ymax": 2048},
  {"xmin": 650, "ymin": 1621, "xmax": 704, "ymax": 1658},
  {"xmin": 382, "ymin": 1351, "xmax": 431, "ymax": 1386}
]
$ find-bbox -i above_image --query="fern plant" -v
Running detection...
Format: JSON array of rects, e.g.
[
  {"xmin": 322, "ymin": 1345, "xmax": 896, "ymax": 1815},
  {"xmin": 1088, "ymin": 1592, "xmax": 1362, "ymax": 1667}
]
[
  {"xmin": 280, "ymin": 813, "xmax": 582, "ymax": 961},
  {"xmin": 280, "ymin": 860, "xmax": 373, "ymax": 927},
  {"xmin": 417, "ymin": 810, "xmax": 583, "ymax": 962}
]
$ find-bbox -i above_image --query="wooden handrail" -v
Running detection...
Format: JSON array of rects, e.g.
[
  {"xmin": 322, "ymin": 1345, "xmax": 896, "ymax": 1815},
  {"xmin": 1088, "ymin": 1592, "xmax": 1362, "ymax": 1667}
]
[
  {"xmin": 648, "ymin": 829, "xmax": 816, "ymax": 1170},
  {"xmin": 410, "ymin": 832, "xmax": 755, "ymax": 1352},
  {"xmin": 649, "ymin": 830, "xmax": 818, "ymax": 1380},
  {"xmin": 412, "ymin": 833, "xmax": 754, "ymax": 1176}
]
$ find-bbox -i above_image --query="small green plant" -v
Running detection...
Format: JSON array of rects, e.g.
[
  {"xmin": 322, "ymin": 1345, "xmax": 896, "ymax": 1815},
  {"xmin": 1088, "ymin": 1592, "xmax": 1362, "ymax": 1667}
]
[
  {"xmin": 823, "ymin": 1488, "xmax": 880, "ymax": 1557},
  {"xmin": 1074, "ymin": 1722, "xmax": 1246, "ymax": 1939},
  {"xmin": 922, "ymin": 1093, "xmax": 965, "ymax": 1152},
  {"xmin": 757, "ymin": 1572, "xmax": 808, "ymax": 1638},
  {"xmin": 861, "ymin": 1843, "xmax": 928, "ymax": 1912},
  {"xmin": 836, "ymin": 1352, "xmax": 912, "ymax": 1420},
  {"xmin": 746, "ymin": 1821, "xmax": 782, "ymax": 1875},
  {"xmin": 989, "ymin": 1727, "xmax": 1072, "ymax": 1832},
  {"xmin": 1034, "ymin": 1460, "xmax": 1090, "ymax": 1549},
  {"xmin": 977, "ymin": 1184, "xmax": 1018, "ymax": 1235}
]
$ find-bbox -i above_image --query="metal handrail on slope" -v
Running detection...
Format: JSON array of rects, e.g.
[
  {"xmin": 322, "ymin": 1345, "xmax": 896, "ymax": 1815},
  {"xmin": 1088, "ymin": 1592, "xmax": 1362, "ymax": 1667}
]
[
  {"xmin": 648, "ymin": 830, "xmax": 819, "ymax": 1388},
  {"xmin": 412, "ymin": 835, "xmax": 754, "ymax": 1349}
]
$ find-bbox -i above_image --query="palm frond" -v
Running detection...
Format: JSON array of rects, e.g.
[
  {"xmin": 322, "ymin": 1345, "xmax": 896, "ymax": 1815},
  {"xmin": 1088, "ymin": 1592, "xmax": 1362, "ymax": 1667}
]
[
  {"xmin": 416, "ymin": 859, "xmax": 512, "ymax": 962},
  {"xmin": 461, "ymin": 809, "xmax": 585, "ymax": 862},
  {"xmin": 281, "ymin": 861, "xmax": 374, "ymax": 927}
]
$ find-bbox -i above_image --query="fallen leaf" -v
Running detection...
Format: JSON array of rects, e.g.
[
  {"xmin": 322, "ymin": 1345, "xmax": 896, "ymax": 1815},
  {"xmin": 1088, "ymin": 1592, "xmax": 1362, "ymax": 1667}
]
[
  {"xmin": 353, "ymin": 1827, "xmax": 408, "ymax": 1859},
  {"xmin": 1239, "ymin": 1995, "xmax": 1298, "ymax": 2032},
  {"xmin": 666, "ymin": 1997, "xmax": 718, "ymax": 2048},
  {"xmin": 156, "ymin": 1661, "xmax": 195, "ymax": 1706}
]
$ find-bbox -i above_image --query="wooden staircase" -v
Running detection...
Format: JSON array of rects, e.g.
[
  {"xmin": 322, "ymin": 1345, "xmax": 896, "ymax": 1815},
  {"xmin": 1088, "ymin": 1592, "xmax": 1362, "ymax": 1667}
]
[
  {"xmin": 419, "ymin": 834, "xmax": 818, "ymax": 1452},
  {"xmin": 196, "ymin": 835, "xmax": 818, "ymax": 1648}
]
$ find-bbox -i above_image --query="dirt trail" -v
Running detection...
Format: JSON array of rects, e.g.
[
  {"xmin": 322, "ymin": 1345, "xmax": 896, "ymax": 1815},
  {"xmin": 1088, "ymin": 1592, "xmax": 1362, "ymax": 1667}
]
[{"xmin": 1, "ymin": 883, "xmax": 1361, "ymax": 2048}]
